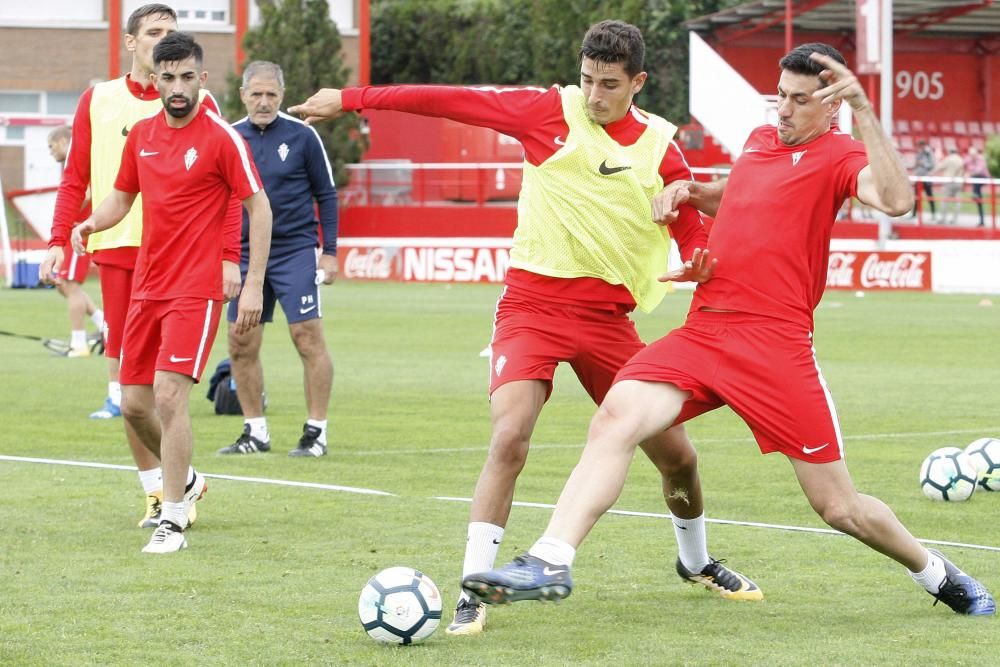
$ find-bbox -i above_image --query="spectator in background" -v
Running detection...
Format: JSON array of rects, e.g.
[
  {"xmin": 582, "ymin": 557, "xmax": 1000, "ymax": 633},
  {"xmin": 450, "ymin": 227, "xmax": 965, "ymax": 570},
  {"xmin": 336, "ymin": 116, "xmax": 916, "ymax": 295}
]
[
  {"xmin": 912, "ymin": 140, "xmax": 936, "ymax": 219},
  {"xmin": 47, "ymin": 126, "xmax": 104, "ymax": 357},
  {"xmin": 217, "ymin": 61, "xmax": 339, "ymax": 459},
  {"xmin": 934, "ymin": 147, "xmax": 965, "ymax": 225},
  {"xmin": 964, "ymin": 146, "xmax": 989, "ymax": 227}
]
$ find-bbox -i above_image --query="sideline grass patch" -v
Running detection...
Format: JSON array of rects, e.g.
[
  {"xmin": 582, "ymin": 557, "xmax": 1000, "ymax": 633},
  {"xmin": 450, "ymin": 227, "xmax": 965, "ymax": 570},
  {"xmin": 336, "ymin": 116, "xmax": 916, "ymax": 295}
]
[{"xmin": 1, "ymin": 281, "xmax": 997, "ymax": 665}]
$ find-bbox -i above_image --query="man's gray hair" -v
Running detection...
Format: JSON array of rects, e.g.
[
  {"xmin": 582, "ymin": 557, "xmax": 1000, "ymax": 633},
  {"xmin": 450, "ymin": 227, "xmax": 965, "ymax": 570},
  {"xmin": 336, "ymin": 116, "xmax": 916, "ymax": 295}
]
[
  {"xmin": 242, "ymin": 60, "xmax": 285, "ymax": 88},
  {"xmin": 48, "ymin": 125, "xmax": 72, "ymax": 142}
]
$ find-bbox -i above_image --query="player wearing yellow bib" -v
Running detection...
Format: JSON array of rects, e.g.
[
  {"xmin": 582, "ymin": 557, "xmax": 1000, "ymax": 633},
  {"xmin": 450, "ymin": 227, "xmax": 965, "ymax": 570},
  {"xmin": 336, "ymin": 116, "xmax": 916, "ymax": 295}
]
[{"xmin": 291, "ymin": 20, "xmax": 762, "ymax": 634}]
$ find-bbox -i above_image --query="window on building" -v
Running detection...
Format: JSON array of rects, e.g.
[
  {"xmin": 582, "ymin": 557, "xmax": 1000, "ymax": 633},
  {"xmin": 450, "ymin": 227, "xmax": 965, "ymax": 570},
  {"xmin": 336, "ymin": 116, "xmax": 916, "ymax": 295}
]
[
  {"xmin": 249, "ymin": 0, "xmax": 356, "ymax": 33},
  {"xmin": 0, "ymin": 92, "xmax": 41, "ymax": 114},
  {"xmin": 5, "ymin": 126, "xmax": 26, "ymax": 141},
  {"xmin": 45, "ymin": 92, "xmax": 80, "ymax": 115},
  {"xmin": 0, "ymin": 0, "xmax": 101, "ymax": 23},
  {"xmin": 173, "ymin": 0, "xmax": 228, "ymax": 24}
]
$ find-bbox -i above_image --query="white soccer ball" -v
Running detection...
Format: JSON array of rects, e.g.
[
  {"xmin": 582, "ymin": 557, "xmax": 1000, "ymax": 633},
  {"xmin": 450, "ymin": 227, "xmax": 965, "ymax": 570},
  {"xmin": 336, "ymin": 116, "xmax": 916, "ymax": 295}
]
[
  {"xmin": 358, "ymin": 567, "xmax": 442, "ymax": 645},
  {"xmin": 919, "ymin": 447, "xmax": 978, "ymax": 501},
  {"xmin": 964, "ymin": 437, "xmax": 1000, "ymax": 492}
]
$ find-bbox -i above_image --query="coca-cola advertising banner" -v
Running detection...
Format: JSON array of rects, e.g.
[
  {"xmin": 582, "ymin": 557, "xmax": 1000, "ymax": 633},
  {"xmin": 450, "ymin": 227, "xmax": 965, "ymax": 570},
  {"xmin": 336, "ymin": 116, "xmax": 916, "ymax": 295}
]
[
  {"xmin": 827, "ymin": 251, "xmax": 932, "ymax": 291},
  {"xmin": 339, "ymin": 240, "xmax": 511, "ymax": 283}
]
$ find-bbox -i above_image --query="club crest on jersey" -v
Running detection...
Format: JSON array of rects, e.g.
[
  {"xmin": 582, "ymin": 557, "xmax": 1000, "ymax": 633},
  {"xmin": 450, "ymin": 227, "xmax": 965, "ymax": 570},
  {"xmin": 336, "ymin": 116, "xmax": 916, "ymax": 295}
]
[
  {"xmin": 184, "ymin": 147, "xmax": 199, "ymax": 171},
  {"xmin": 495, "ymin": 354, "xmax": 507, "ymax": 377},
  {"xmin": 278, "ymin": 142, "xmax": 290, "ymax": 162},
  {"xmin": 792, "ymin": 150, "xmax": 807, "ymax": 166}
]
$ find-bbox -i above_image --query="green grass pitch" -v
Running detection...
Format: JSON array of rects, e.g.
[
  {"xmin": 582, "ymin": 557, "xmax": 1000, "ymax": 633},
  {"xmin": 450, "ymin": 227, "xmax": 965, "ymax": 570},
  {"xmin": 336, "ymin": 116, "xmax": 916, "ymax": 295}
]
[{"xmin": 1, "ymin": 280, "xmax": 997, "ymax": 665}]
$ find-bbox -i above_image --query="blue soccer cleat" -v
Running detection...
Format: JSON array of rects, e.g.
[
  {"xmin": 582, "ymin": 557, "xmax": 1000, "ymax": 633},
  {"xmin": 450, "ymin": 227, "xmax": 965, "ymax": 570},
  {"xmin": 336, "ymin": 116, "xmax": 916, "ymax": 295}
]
[
  {"xmin": 89, "ymin": 396, "xmax": 121, "ymax": 419},
  {"xmin": 928, "ymin": 549, "xmax": 995, "ymax": 616},
  {"xmin": 462, "ymin": 553, "xmax": 572, "ymax": 605}
]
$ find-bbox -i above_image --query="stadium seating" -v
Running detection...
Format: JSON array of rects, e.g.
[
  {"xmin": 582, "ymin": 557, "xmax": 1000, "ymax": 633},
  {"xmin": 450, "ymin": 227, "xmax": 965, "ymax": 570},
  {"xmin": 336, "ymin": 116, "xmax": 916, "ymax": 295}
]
[{"xmin": 890, "ymin": 118, "xmax": 996, "ymax": 168}]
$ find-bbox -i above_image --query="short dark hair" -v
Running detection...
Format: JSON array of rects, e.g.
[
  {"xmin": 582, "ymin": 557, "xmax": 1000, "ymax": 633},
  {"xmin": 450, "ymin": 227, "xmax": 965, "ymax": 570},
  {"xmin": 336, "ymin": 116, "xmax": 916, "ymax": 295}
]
[
  {"xmin": 153, "ymin": 31, "xmax": 203, "ymax": 68},
  {"xmin": 580, "ymin": 20, "xmax": 645, "ymax": 77},
  {"xmin": 779, "ymin": 42, "xmax": 846, "ymax": 85},
  {"xmin": 126, "ymin": 3, "xmax": 176, "ymax": 36}
]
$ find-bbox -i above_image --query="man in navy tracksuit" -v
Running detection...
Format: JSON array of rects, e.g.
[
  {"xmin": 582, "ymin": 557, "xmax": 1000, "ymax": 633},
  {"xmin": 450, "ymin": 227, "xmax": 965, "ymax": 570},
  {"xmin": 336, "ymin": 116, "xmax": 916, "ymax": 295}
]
[{"xmin": 219, "ymin": 60, "xmax": 339, "ymax": 458}]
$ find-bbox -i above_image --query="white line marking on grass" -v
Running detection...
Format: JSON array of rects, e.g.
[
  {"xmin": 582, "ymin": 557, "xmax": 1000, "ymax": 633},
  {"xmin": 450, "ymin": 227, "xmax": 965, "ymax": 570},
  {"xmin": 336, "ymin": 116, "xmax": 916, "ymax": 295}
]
[
  {"xmin": 435, "ymin": 496, "xmax": 1000, "ymax": 553},
  {"xmin": 335, "ymin": 427, "xmax": 1000, "ymax": 457},
  {"xmin": 0, "ymin": 455, "xmax": 395, "ymax": 496},
  {"xmin": 5, "ymin": 455, "xmax": 997, "ymax": 553}
]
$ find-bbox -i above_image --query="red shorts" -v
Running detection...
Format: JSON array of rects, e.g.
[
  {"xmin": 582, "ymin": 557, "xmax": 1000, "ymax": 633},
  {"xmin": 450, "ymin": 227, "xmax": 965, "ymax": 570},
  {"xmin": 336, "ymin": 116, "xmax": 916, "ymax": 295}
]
[
  {"xmin": 617, "ymin": 311, "xmax": 844, "ymax": 463},
  {"xmin": 58, "ymin": 238, "xmax": 91, "ymax": 283},
  {"xmin": 97, "ymin": 263, "xmax": 134, "ymax": 360},
  {"xmin": 119, "ymin": 297, "xmax": 222, "ymax": 385},
  {"xmin": 489, "ymin": 287, "xmax": 644, "ymax": 404}
]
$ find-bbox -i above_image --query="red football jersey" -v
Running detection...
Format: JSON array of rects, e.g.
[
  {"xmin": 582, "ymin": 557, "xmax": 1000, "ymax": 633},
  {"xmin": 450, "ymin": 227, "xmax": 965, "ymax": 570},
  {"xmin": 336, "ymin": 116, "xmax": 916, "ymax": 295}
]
[
  {"xmin": 690, "ymin": 125, "xmax": 869, "ymax": 329},
  {"xmin": 115, "ymin": 104, "xmax": 261, "ymax": 300}
]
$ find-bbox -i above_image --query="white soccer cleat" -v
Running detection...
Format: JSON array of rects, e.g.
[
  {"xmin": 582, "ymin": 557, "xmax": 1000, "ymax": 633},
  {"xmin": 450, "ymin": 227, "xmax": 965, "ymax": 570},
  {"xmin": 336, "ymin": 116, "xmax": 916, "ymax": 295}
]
[{"xmin": 142, "ymin": 520, "xmax": 188, "ymax": 554}]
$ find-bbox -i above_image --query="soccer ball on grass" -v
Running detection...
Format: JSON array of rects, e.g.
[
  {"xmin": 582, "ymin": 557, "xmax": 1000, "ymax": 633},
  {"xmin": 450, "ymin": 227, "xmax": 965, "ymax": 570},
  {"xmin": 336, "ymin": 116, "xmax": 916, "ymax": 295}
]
[
  {"xmin": 964, "ymin": 437, "xmax": 1000, "ymax": 492},
  {"xmin": 919, "ymin": 447, "xmax": 978, "ymax": 502},
  {"xmin": 358, "ymin": 567, "xmax": 442, "ymax": 645}
]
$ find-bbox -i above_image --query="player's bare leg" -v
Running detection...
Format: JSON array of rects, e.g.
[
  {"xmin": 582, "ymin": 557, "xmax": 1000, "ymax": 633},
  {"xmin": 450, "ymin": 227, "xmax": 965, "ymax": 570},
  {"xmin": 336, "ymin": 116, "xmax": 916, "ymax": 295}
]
[
  {"xmin": 640, "ymin": 425, "xmax": 703, "ymax": 521},
  {"xmin": 463, "ymin": 380, "xmax": 686, "ymax": 604},
  {"xmin": 120, "ymin": 360, "xmax": 162, "ymax": 462},
  {"xmin": 288, "ymin": 318, "xmax": 332, "ymax": 457},
  {"xmin": 121, "ymin": 383, "xmax": 166, "ymax": 526},
  {"xmin": 640, "ymin": 427, "xmax": 761, "ymax": 601},
  {"xmin": 219, "ymin": 322, "xmax": 271, "ymax": 454},
  {"xmin": 639, "ymin": 426, "xmax": 764, "ymax": 600},
  {"xmin": 544, "ymin": 380, "xmax": 684, "ymax": 547},
  {"xmin": 790, "ymin": 458, "xmax": 928, "ymax": 568},
  {"xmin": 473, "ymin": 380, "xmax": 547, "ymax": 527},
  {"xmin": 57, "ymin": 280, "xmax": 99, "ymax": 356},
  {"xmin": 142, "ymin": 371, "xmax": 203, "ymax": 554},
  {"xmin": 448, "ymin": 379, "xmax": 547, "ymax": 635},
  {"xmin": 790, "ymin": 457, "xmax": 994, "ymax": 615}
]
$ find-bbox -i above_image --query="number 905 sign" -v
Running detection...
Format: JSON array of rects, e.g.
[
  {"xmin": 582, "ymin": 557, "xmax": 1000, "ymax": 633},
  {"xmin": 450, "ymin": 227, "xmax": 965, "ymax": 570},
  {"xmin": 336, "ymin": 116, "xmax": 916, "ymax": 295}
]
[{"xmin": 895, "ymin": 70, "xmax": 944, "ymax": 100}]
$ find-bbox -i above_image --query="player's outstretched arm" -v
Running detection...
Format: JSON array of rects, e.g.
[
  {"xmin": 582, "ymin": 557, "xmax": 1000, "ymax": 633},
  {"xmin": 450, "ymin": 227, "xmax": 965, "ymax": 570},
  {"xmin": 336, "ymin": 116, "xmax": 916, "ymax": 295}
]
[
  {"xmin": 70, "ymin": 189, "xmax": 136, "ymax": 255},
  {"xmin": 811, "ymin": 53, "xmax": 913, "ymax": 216},
  {"xmin": 288, "ymin": 88, "xmax": 344, "ymax": 125},
  {"xmin": 234, "ymin": 189, "xmax": 272, "ymax": 334}
]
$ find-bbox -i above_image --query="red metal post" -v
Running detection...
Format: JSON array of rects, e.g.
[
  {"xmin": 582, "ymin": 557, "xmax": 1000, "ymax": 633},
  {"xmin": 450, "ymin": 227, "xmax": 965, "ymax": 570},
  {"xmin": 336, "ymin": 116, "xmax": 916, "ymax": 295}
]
[
  {"xmin": 785, "ymin": 0, "xmax": 793, "ymax": 52},
  {"xmin": 359, "ymin": 0, "xmax": 371, "ymax": 86},
  {"xmin": 108, "ymin": 0, "xmax": 122, "ymax": 79},
  {"xmin": 234, "ymin": 0, "xmax": 249, "ymax": 72},
  {"xmin": 866, "ymin": 74, "xmax": 878, "ymax": 115}
]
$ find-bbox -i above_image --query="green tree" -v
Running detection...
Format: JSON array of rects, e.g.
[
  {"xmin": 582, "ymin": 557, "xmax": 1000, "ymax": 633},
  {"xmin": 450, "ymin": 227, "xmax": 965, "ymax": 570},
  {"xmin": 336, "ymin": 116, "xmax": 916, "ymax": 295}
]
[
  {"xmin": 370, "ymin": 0, "xmax": 744, "ymax": 123},
  {"xmin": 225, "ymin": 0, "xmax": 364, "ymax": 185},
  {"xmin": 985, "ymin": 134, "xmax": 1000, "ymax": 177}
]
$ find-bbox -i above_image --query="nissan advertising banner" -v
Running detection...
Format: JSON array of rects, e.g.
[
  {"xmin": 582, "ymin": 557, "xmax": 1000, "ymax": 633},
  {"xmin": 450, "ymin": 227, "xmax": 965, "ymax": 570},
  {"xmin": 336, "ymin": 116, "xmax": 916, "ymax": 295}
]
[
  {"xmin": 339, "ymin": 242, "xmax": 943, "ymax": 293},
  {"xmin": 340, "ymin": 240, "xmax": 511, "ymax": 283}
]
